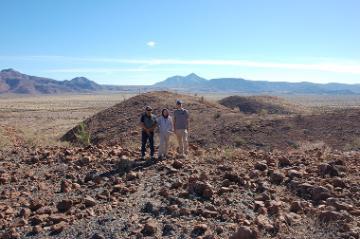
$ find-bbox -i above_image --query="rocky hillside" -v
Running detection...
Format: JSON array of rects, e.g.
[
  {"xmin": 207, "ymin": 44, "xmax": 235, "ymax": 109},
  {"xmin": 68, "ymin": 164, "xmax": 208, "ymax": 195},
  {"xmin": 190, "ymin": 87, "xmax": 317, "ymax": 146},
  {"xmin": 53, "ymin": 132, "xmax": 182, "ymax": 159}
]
[
  {"xmin": 61, "ymin": 91, "xmax": 232, "ymax": 146},
  {"xmin": 0, "ymin": 144, "xmax": 359, "ymax": 238},
  {"xmin": 219, "ymin": 95, "xmax": 295, "ymax": 114},
  {"xmin": 63, "ymin": 91, "xmax": 360, "ymax": 151}
]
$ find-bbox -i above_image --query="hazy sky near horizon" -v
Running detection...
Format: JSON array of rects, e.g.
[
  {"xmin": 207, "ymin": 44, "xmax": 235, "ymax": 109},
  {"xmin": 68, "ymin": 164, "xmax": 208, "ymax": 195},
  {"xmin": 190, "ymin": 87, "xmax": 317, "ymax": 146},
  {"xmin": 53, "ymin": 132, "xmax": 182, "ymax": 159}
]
[{"xmin": 0, "ymin": 0, "xmax": 359, "ymax": 85}]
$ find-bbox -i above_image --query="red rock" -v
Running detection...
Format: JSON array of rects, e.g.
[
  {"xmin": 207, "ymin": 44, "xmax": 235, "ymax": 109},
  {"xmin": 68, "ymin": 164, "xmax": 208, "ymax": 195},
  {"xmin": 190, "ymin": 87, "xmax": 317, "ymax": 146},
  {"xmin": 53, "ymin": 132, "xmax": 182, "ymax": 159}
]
[
  {"xmin": 287, "ymin": 169, "xmax": 302, "ymax": 178},
  {"xmin": 84, "ymin": 196, "xmax": 97, "ymax": 207},
  {"xmin": 36, "ymin": 206, "xmax": 53, "ymax": 215},
  {"xmin": 319, "ymin": 210, "xmax": 344, "ymax": 223},
  {"xmin": 48, "ymin": 214, "xmax": 67, "ymax": 224},
  {"xmin": 32, "ymin": 225, "xmax": 43, "ymax": 234},
  {"xmin": 60, "ymin": 179, "xmax": 72, "ymax": 193},
  {"xmin": 230, "ymin": 226, "xmax": 258, "ymax": 239},
  {"xmin": 29, "ymin": 200, "xmax": 43, "ymax": 211},
  {"xmin": 50, "ymin": 221, "xmax": 66, "ymax": 234},
  {"xmin": 141, "ymin": 221, "xmax": 158, "ymax": 236},
  {"xmin": 256, "ymin": 215, "xmax": 274, "ymax": 231},
  {"xmin": 254, "ymin": 161, "xmax": 268, "ymax": 171},
  {"xmin": 318, "ymin": 163, "xmax": 339, "ymax": 177},
  {"xmin": 19, "ymin": 208, "xmax": 32, "ymax": 218},
  {"xmin": 172, "ymin": 160, "xmax": 184, "ymax": 169},
  {"xmin": 224, "ymin": 172, "xmax": 244, "ymax": 184},
  {"xmin": 290, "ymin": 201, "xmax": 303, "ymax": 213},
  {"xmin": 188, "ymin": 181, "xmax": 214, "ymax": 199},
  {"xmin": 268, "ymin": 200, "xmax": 282, "ymax": 215},
  {"xmin": 278, "ymin": 157, "xmax": 291, "ymax": 167},
  {"xmin": 270, "ymin": 171, "xmax": 285, "ymax": 185},
  {"xmin": 126, "ymin": 172, "xmax": 138, "ymax": 181},
  {"xmin": 3, "ymin": 228, "xmax": 20, "ymax": 239},
  {"xmin": 57, "ymin": 199, "xmax": 73, "ymax": 212},
  {"xmin": 192, "ymin": 224, "xmax": 208, "ymax": 236}
]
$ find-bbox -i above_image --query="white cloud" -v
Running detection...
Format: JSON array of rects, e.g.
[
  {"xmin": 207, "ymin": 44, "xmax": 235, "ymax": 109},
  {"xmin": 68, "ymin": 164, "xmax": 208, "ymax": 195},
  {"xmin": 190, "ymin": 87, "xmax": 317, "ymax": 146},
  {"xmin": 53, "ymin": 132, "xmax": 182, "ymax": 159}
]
[{"xmin": 146, "ymin": 41, "xmax": 156, "ymax": 47}]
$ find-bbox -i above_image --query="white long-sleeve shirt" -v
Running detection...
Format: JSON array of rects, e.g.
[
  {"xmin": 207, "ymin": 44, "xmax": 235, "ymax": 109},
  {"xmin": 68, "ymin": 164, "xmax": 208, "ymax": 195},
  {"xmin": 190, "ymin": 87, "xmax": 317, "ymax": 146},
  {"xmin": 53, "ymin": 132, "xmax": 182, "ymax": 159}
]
[{"xmin": 157, "ymin": 116, "xmax": 173, "ymax": 134}]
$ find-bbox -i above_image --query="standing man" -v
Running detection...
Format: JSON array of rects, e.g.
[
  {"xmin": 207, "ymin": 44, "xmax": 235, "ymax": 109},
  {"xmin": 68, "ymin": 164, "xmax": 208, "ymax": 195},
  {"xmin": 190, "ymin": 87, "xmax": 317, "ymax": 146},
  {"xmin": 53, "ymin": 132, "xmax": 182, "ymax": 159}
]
[
  {"xmin": 140, "ymin": 106, "xmax": 157, "ymax": 160},
  {"xmin": 173, "ymin": 99, "xmax": 189, "ymax": 158}
]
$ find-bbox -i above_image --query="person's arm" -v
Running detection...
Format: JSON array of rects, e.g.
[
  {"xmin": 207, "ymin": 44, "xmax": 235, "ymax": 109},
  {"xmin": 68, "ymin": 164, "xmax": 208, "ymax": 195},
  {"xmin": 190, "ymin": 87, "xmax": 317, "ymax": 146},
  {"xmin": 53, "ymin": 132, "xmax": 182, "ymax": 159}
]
[
  {"xmin": 169, "ymin": 117, "xmax": 174, "ymax": 132},
  {"xmin": 173, "ymin": 112, "xmax": 177, "ymax": 131},
  {"xmin": 140, "ymin": 115, "xmax": 149, "ymax": 133},
  {"xmin": 186, "ymin": 110, "xmax": 190, "ymax": 131}
]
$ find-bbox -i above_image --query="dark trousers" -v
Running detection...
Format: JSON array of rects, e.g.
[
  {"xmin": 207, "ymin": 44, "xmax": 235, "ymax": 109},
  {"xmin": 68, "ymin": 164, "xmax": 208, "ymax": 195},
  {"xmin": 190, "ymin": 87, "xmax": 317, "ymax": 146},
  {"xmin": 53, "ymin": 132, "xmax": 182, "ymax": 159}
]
[{"xmin": 141, "ymin": 131, "xmax": 154, "ymax": 157}]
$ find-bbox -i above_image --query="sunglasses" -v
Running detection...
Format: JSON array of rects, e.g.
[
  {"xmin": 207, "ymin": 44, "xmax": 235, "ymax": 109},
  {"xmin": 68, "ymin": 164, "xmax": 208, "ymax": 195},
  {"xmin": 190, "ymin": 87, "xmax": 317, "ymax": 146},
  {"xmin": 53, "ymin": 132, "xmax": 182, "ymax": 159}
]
[{"xmin": 146, "ymin": 109, "xmax": 152, "ymax": 111}]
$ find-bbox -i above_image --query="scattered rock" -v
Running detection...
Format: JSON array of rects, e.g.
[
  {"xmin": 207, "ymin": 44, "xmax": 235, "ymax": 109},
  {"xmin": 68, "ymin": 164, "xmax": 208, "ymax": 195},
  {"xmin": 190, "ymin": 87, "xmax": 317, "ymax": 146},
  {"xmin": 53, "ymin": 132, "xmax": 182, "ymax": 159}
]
[
  {"xmin": 91, "ymin": 233, "xmax": 105, "ymax": 239},
  {"xmin": 50, "ymin": 221, "xmax": 67, "ymax": 234},
  {"xmin": 57, "ymin": 199, "xmax": 73, "ymax": 212},
  {"xmin": 172, "ymin": 160, "xmax": 184, "ymax": 169},
  {"xmin": 19, "ymin": 208, "xmax": 32, "ymax": 218},
  {"xmin": 192, "ymin": 224, "xmax": 208, "ymax": 236},
  {"xmin": 254, "ymin": 161, "xmax": 267, "ymax": 171},
  {"xmin": 290, "ymin": 201, "xmax": 303, "ymax": 213},
  {"xmin": 318, "ymin": 163, "xmax": 339, "ymax": 177},
  {"xmin": 141, "ymin": 221, "xmax": 158, "ymax": 236},
  {"xmin": 270, "ymin": 171, "xmax": 285, "ymax": 185},
  {"xmin": 319, "ymin": 210, "xmax": 345, "ymax": 223},
  {"xmin": 188, "ymin": 181, "xmax": 214, "ymax": 199},
  {"xmin": 84, "ymin": 196, "xmax": 97, "ymax": 207},
  {"xmin": 278, "ymin": 157, "xmax": 291, "ymax": 167},
  {"xmin": 230, "ymin": 226, "xmax": 258, "ymax": 239}
]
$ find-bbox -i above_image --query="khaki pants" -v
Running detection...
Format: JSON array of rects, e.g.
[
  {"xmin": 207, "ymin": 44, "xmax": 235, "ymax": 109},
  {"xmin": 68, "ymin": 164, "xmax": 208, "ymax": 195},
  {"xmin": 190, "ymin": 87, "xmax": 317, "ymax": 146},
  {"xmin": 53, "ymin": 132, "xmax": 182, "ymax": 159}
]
[
  {"xmin": 175, "ymin": 129, "xmax": 188, "ymax": 155},
  {"xmin": 158, "ymin": 133, "xmax": 170, "ymax": 156}
]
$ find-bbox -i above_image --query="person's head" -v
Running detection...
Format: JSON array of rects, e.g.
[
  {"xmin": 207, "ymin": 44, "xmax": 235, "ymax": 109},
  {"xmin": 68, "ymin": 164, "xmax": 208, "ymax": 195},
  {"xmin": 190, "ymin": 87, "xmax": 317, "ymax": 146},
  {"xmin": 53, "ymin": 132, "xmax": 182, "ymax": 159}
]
[
  {"xmin": 162, "ymin": 108, "xmax": 169, "ymax": 118},
  {"xmin": 176, "ymin": 99, "xmax": 183, "ymax": 109},
  {"xmin": 145, "ymin": 106, "xmax": 152, "ymax": 116}
]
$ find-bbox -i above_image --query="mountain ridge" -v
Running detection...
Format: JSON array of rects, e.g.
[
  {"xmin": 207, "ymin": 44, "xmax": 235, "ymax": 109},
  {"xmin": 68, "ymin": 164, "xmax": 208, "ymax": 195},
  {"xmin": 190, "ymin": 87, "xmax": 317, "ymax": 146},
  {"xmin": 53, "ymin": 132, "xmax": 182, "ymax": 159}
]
[
  {"xmin": 154, "ymin": 73, "xmax": 360, "ymax": 94},
  {"xmin": 0, "ymin": 69, "xmax": 118, "ymax": 94},
  {"xmin": 1, "ymin": 69, "xmax": 359, "ymax": 94}
]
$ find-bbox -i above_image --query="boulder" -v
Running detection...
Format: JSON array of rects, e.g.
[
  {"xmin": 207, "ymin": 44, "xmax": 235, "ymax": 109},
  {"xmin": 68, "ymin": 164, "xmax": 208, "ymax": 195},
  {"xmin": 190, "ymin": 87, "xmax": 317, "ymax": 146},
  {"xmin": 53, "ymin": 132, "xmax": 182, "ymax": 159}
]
[
  {"xmin": 57, "ymin": 200, "xmax": 73, "ymax": 213},
  {"xmin": 230, "ymin": 226, "xmax": 258, "ymax": 239},
  {"xmin": 141, "ymin": 221, "xmax": 158, "ymax": 236}
]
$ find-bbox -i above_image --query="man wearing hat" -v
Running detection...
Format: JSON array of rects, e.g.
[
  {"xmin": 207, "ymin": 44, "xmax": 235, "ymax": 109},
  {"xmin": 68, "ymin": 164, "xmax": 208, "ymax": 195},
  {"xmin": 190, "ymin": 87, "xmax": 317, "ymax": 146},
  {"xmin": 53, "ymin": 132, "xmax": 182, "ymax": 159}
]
[
  {"xmin": 173, "ymin": 99, "xmax": 190, "ymax": 158},
  {"xmin": 140, "ymin": 106, "xmax": 157, "ymax": 160}
]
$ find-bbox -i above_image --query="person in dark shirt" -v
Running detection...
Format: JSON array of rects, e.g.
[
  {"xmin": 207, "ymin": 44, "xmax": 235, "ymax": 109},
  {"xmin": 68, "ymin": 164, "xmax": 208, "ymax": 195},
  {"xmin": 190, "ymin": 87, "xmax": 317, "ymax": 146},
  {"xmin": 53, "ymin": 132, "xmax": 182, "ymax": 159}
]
[{"xmin": 140, "ymin": 106, "xmax": 157, "ymax": 160}]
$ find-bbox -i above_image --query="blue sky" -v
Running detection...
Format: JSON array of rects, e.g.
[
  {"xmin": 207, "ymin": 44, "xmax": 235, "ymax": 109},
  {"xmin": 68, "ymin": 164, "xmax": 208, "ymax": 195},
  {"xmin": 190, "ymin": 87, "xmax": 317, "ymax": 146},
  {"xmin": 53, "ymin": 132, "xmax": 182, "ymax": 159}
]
[{"xmin": 0, "ymin": 0, "xmax": 359, "ymax": 85}]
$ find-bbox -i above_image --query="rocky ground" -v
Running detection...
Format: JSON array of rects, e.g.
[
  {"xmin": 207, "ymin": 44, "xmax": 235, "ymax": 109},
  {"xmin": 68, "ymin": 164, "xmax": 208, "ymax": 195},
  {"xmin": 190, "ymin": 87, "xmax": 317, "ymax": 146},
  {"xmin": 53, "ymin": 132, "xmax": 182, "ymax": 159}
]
[{"xmin": 1, "ymin": 144, "xmax": 359, "ymax": 239}]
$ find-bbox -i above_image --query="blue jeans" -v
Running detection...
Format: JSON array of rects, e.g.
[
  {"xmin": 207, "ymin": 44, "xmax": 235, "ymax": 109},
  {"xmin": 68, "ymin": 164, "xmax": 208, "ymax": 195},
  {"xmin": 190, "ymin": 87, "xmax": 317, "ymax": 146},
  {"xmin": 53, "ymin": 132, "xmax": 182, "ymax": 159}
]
[{"xmin": 141, "ymin": 131, "xmax": 154, "ymax": 157}]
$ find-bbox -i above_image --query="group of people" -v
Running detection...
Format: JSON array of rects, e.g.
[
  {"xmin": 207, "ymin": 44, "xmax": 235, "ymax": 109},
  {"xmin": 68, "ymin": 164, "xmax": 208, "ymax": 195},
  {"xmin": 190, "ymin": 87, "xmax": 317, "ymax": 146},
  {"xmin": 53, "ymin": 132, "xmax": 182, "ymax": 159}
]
[{"xmin": 139, "ymin": 99, "xmax": 189, "ymax": 160}]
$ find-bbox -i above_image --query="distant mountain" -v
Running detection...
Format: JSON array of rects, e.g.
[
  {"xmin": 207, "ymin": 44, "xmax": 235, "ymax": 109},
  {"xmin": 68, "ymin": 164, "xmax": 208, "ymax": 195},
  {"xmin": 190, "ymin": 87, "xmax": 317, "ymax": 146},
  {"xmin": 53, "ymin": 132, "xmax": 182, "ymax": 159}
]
[
  {"xmin": 0, "ymin": 69, "xmax": 103, "ymax": 94},
  {"xmin": 2, "ymin": 69, "xmax": 359, "ymax": 95},
  {"xmin": 154, "ymin": 73, "xmax": 207, "ymax": 89},
  {"xmin": 154, "ymin": 73, "xmax": 360, "ymax": 94}
]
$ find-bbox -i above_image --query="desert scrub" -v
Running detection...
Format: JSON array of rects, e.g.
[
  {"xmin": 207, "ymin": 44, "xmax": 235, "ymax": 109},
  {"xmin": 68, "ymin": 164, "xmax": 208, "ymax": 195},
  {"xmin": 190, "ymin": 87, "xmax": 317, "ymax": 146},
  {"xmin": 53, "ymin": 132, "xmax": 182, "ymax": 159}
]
[
  {"xmin": 0, "ymin": 127, "xmax": 11, "ymax": 148},
  {"xmin": 214, "ymin": 112, "xmax": 221, "ymax": 119},
  {"xmin": 75, "ymin": 122, "xmax": 91, "ymax": 146},
  {"xmin": 234, "ymin": 136, "xmax": 247, "ymax": 147},
  {"xmin": 344, "ymin": 137, "xmax": 360, "ymax": 151},
  {"xmin": 259, "ymin": 109, "xmax": 268, "ymax": 117}
]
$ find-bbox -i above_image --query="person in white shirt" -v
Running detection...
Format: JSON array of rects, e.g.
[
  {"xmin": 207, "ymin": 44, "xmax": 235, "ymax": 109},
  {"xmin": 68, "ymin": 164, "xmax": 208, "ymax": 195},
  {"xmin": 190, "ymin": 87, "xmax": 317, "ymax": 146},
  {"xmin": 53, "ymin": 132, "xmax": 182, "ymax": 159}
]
[{"xmin": 157, "ymin": 108, "xmax": 173, "ymax": 160}]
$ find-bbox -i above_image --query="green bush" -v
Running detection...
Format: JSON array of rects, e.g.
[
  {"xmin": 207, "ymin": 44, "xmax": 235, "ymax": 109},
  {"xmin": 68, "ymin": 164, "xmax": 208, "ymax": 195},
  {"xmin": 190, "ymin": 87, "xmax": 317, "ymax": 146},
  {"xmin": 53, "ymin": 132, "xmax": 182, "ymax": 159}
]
[{"xmin": 75, "ymin": 122, "xmax": 91, "ymax": 146}]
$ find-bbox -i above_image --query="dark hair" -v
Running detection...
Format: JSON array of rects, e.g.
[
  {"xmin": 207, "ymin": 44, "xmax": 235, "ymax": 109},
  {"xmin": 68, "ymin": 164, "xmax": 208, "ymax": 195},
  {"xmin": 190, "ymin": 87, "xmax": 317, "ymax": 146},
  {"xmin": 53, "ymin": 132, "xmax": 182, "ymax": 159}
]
[{"xmin": 162, "ymin": 108, "xmax": 169, "ymax": 118}]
